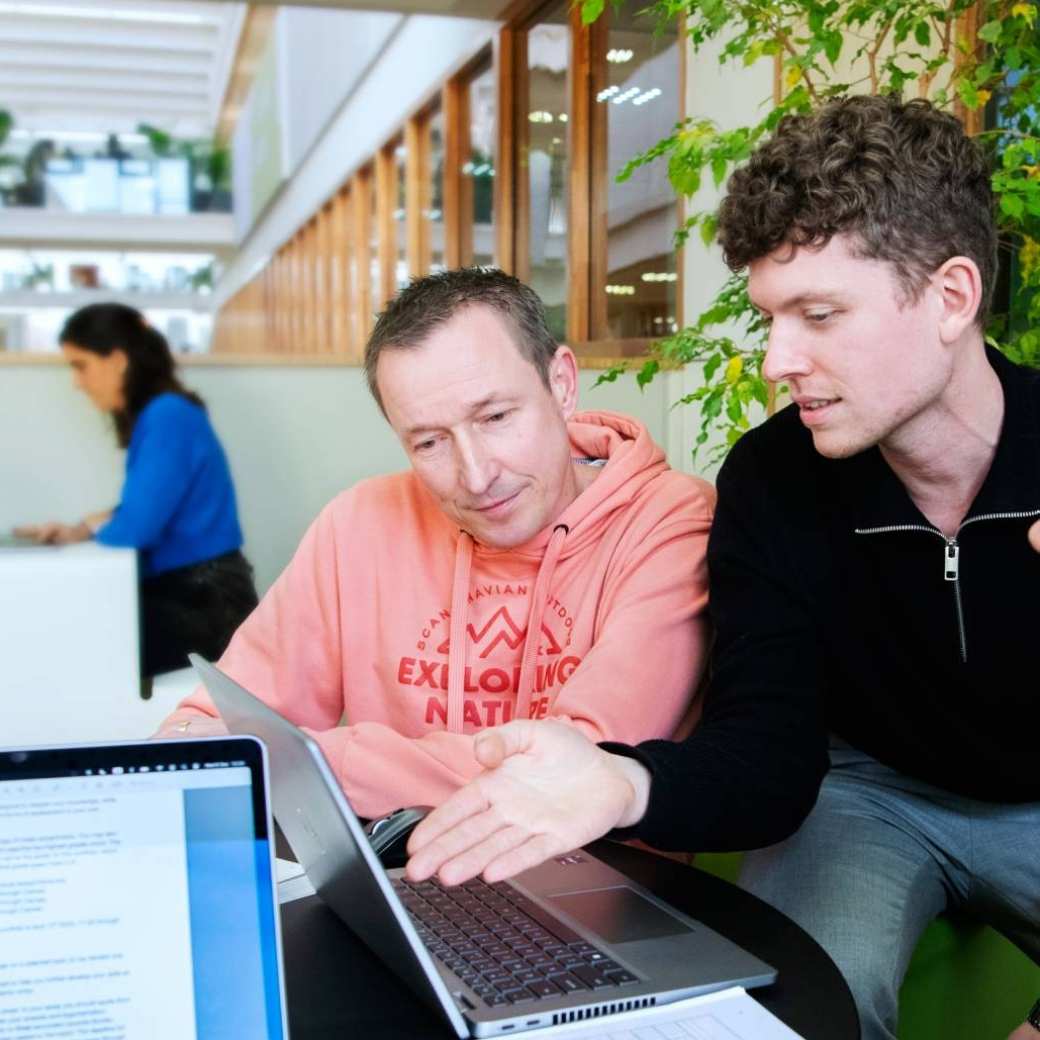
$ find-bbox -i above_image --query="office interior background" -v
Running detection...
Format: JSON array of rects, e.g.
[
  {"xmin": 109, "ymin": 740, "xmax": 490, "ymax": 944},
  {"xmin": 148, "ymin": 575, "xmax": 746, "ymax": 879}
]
[
  {"xmin": 2, "ymin": 4, "xmax": 1037, "ymax": 1036},
  {"xmin": 0, "ymin": 0, "xmax": 749, "ymax": 597}
]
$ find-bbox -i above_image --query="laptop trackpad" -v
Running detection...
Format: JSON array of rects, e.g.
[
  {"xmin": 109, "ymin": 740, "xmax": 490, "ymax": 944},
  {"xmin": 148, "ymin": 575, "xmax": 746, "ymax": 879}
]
[{"xmin": 547, "ymin": 886, "xmax": 693, "ymax": 944}]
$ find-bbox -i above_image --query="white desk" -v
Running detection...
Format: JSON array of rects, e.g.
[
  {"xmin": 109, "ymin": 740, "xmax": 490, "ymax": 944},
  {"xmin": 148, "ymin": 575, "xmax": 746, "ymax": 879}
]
[{"xmin": 0, "ymin": 543, "xmax": 194, "ymax": 745}]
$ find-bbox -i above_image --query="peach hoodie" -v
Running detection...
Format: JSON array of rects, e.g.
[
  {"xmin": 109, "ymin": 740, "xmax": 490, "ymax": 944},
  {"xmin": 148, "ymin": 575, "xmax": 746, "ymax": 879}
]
[{"xmin": 167, "ymin": 411, "xmax": 715, "ymax": 819}]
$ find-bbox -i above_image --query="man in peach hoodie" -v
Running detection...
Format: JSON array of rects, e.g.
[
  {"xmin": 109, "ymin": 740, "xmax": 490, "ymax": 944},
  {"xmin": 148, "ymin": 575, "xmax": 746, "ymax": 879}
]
[{"xmin": 156, "ymin": 268, "xmax": 715, "ymax": 820}]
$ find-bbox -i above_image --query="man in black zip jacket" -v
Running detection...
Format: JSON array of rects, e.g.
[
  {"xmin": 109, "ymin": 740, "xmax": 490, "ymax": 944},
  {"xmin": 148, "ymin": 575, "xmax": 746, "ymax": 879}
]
[{"xmin": 407, "ymin": 96, "xmax": 1040, "ymax": 1040}]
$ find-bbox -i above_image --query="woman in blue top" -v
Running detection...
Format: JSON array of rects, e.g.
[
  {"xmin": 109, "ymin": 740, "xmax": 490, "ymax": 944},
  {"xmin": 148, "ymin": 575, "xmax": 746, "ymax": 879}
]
[{"xmin": 17, "ymin": 303, "xmax": 258, "ymax": 677}]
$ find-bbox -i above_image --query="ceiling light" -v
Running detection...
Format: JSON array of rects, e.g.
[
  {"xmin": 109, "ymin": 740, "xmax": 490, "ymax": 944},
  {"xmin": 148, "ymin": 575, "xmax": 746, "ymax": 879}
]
[
  {"xmin": 605, "ymin": 284, "xmax": 635, "ymax": 296},
  {"xmin": 632, "ymin": 88, "xmax": 663, "ymax": 107},
  {"xmin": 528, "ymin": 110, "xmax": 554, "ymax": 124},
  {"xmin": 607, "ymin": 49, "xmax": 634, "ymax": 64},
  {"xmin": 612, "ymin": 87, "xmax": 641, "ymax": 105},
  {"xmin": 641, "ymin": 272, "xmax": 678, "ymax": 283},
  {"xmin": 596, "ymin": 86, "xmax": 620, "ymax": 103}
]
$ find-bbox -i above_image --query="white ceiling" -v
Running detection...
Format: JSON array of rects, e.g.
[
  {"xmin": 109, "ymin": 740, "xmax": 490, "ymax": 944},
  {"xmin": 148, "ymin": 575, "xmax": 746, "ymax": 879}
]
[{"xmin": 0, "ymin": 0, "xmax": 245, "ymax": 139}]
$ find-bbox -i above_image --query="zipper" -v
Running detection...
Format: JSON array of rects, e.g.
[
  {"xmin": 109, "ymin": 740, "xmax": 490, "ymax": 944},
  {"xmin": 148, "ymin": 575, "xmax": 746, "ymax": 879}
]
[{"xmin": 854, "ymin": 509, "xmax": 1040, "ymax": 664}]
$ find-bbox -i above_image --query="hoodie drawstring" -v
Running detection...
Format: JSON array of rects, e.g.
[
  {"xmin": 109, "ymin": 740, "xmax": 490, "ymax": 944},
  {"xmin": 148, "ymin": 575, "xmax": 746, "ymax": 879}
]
[
  {"xmin": 446, "ymin": 531, "xmax": 474, "ymax": 734},
  {"xmin": 514, "ymin": 524, "xmax": 569, "ymax": 724},
  {"xmin": 444, "ymin": 524, "xmax": 570, "ymax": 734}
]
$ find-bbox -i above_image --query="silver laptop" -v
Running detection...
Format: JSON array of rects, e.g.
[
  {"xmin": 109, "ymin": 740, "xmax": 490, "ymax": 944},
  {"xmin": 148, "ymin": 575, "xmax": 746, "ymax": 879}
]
[
  {"xmin": 192, "ymin": 656, "xmax": 776, "ymax": 1038},
  {"xmin": 0, "ymin": 735, "xmax": 290, "ymax": 1040}
]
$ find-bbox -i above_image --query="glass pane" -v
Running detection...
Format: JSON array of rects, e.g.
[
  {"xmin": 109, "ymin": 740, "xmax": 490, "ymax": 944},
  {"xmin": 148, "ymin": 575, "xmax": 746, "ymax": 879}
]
[
  {"xmin": 600, "ymin": 11, "xmax": 680, "ymax": 339},
  {"xmin": 427, "ymin": 109, "xmax": 445, "ymax": 273},
  {"xmin": 466, "ymin": 61, "xmax": 496, "ymax": 268},
  {"xmin": 393, "ymin": 139, "xmax": 408, "ymax": 290},
  {"xmin": 526, "ymin": 3, "xmax": 569, "ymax": 341}
]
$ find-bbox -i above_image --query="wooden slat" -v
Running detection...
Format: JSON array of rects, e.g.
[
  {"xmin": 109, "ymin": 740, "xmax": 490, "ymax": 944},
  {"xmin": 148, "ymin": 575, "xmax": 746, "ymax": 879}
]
[
  {"xmin": 353, "ymin": 166, "xmax": 374, "ymax": 351},
  {"xmin": 567, "ymin": 5, "xmax": 591, "ymax": 344},
  {"xmin": 495, "ymin": 27, "xmax": 519, "ymax": 274},
  {"xmin": 587, "ymin": 12, "xmax": 609, "ymax": 341},
  {"xmin": 316, "ymin": 202, "xmax": 333, "ymax": 354},
  {"xmin": 376, "ymin": 144, "xmax": 397, "ymax": 308},
  {"xmin": 301, "ymin": 220, "xmax": 317, "ymax": 353},
  {"xmin": 274, "ymin": 247, "xmax": 290, "ymax": 354},
  {"xmin": 443, "ymin": 77, "xmax": 466, "ymax": 269},
  {"xmin": 329, "ymin": 187, "xmax": 352, "ymax": 357},
  {"xmin": 511, "ymin": 27, "xmax": 530, "ymax": 280},
  {"xmin": 405, "ymin": 116, "xmax": 428, "ymax": 276}
]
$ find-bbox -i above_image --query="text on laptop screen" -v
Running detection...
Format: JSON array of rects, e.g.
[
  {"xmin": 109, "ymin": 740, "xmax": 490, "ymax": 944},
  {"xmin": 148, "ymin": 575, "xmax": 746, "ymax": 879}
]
[{"xmin": 0, "ymin": 743, "xmax": 284, "ymax": 1040}]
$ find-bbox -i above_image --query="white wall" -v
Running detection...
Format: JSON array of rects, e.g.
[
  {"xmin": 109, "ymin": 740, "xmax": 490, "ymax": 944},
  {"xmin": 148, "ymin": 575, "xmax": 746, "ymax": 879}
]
[{"xmin": 1, "ymin": 362, "xmax": 675, "ymax": 595}]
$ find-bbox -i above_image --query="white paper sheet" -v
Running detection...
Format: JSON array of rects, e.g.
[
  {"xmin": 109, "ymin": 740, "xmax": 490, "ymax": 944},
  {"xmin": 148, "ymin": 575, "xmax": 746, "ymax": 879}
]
[{"xmin": 530, "ymin": 986, "xmax": 804, "ymax": 1039}]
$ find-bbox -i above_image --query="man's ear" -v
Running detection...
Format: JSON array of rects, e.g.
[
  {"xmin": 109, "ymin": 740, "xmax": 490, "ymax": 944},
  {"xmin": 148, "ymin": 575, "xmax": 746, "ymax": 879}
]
[
  {"xmin": 547, "ymin": 345, "xmax": 580, "ymax": 419},
  {"xmin": 932, "ymin": 255, "xmax": 983, "ymax": 345}
]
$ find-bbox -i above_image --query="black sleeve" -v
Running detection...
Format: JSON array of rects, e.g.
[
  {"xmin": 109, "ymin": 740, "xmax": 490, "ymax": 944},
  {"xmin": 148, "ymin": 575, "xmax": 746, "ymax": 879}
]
[{"xmin": 603, "ymin": 433, "xmax": 830, "ymax": 852}]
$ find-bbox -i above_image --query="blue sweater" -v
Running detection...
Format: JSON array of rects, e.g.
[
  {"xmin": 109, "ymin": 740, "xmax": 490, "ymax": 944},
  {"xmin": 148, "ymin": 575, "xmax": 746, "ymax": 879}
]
[{"xmin": 95, "ymin": 393, "xmax": 244, "ymax": 578}]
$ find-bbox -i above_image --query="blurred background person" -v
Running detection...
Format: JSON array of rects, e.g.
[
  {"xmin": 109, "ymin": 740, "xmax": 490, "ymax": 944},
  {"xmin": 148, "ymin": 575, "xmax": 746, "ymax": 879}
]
[{"xmin": 16, "ymin": 303, "xmax": 257, "ymax": 677}]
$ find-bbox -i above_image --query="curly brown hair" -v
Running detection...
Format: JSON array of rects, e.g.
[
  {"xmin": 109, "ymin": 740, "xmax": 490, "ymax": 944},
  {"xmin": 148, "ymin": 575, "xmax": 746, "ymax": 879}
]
[{"xmin": 717, "ymin": 95, "xmax": 997, "ymax": 321}]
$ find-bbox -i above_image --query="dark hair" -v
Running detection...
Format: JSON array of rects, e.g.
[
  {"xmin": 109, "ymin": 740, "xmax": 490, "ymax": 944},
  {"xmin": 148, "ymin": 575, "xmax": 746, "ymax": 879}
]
[
  {"xmin": 363, "ymin": 268, "xmax": 559, "ymax": 412},
  {"xmin": 717, "ymin": 95, "xmax": 997, "ymax": 321},
  {"xmin": 59, "ymin": 302, "xmax": 204, "ymax": 447}
]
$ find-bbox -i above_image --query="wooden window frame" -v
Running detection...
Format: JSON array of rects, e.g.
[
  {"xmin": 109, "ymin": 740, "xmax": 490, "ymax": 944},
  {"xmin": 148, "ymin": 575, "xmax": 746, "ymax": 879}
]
[{"xmin": 500, "ymin": 3, "xmax": 686, "ymax": 354}]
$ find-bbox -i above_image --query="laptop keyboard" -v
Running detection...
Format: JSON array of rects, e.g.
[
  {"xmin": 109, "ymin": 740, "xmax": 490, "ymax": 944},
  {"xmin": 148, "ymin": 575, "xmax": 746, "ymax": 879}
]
[{"xmin": 392, "ymin": 876, "xmax": 639, "ymax": 1008}]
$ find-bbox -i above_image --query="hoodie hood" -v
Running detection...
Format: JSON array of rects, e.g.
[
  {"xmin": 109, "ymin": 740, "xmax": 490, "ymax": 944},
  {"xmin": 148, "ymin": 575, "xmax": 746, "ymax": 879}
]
[{"xmin": 444, "ymin": 410, "xmax": 668, "ymax": 730}]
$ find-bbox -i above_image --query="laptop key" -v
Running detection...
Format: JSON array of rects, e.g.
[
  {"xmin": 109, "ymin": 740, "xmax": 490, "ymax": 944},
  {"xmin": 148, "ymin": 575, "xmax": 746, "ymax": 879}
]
[
  {"xmin": 571, "ymin": 965, "xmax": 615, "ymax": 989},
  {"xmin": 503, "ymin": 988, "xmax": 536, "ymax": 1004},
  {"xmin": 483, "ymin": 994, "xmax": 509, "ymax": 1007},
  {"xmin": 547, "ymin": 972, "xmax": 589, "ymax": 993},
  {"xmin": 527, "ymin": 980, "xmax": 561, "ymax": 998},
  {"xmin": 605, "ymin": 969, "xmax": 639, "ymax": 984}
]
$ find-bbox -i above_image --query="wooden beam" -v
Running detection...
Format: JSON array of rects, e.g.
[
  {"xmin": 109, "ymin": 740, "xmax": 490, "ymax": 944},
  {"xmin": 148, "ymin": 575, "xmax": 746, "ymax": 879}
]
[
  {"xmin": 587, "ymin": 12, "xmax": 609, "ymax": 341},
  {"xmin": 329, "ymin": 187, "xmax": 352, "ymax": 357},
  {"xmin": 405, "ymin": 115, "xmax": 428, "ymax": 277},
  {"xmin": 495, "ymin": 27, "xmax": 519, "ymax": 274},
  {"xmin": 353, "ymin": 166, "xmax": 374, "ymax": 351},
  {"xmin": 443, "ymin": 76, "xmax": 466, "ymax": 269},
  {"xmin": 567, "ymin": 5, "xmax": 591, "ymax": 344},
  {"xmin": 375, "ymin": 143, "xmax": 397, "ymax": 308}
]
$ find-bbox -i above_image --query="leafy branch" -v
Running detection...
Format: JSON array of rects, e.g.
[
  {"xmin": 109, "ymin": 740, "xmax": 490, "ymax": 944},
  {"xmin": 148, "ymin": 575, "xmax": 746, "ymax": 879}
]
[{"xmin": 584, "ymin": 0, "xmax": 1040, "ymax": 462}]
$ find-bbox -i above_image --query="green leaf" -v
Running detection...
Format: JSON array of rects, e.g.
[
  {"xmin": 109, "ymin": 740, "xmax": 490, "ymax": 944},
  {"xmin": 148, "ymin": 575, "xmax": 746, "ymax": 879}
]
[
  {"xmin": 711, "ymin": 155, "xmax": 728, "ymax": 188},
  {"xmin": 703, "ymin": 353, "xmax": 723, "ymax": 382},
  {"xmin": 977, "ymin": 20, "xmax": 1002, "ymax": 44},
  {"xmin": 824, "ymin": 31, "xmax": 842, "ymax": 66},
  {"xmin": 699, "ymin": 213, "xmax": 718, "ymax": 246},
  {"xmin": 914, "ymin": 22, "xmax": 930, "ymax": 47},
  {"xmin": 593, "ymin": 365, "xmax": 624, "ymax": 387},
  {"xmin": 956, "ymin": 77, "xmax": 979, "ymax": 109},
  {"xmin": 636, "ymin": 360, "xmax": 660, "ymax": 389},
  {"xmin": 1001, "ymin": 193, "xmax": 1026, "ymax": 220},
  {"xmin": 579, "ymin": 0, "xmax": 605, "ymax": 25}
]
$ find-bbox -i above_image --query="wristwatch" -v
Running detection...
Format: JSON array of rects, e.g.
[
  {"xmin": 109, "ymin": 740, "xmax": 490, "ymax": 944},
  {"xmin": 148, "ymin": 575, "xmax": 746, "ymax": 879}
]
[{"xmin": 1028, "ymin": 997, "xmax": 1040, "ymax": 1032}]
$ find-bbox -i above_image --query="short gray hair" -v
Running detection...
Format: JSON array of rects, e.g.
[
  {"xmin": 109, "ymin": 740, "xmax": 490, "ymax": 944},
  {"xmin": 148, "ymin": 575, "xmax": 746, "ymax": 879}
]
[{"xmin": 364, "ymin": 268, "xmax": 559, "ymax": 413}]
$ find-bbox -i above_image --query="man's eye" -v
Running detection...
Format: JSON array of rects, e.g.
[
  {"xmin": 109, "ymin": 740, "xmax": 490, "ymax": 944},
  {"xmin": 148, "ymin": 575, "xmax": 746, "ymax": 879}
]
[
  {"xmin": 414, "ymin": 439, "xmax": 437, "ymax": 452},
  {"xmin": 805, "ymin": 311, "xmax": 834, "ymax": 324},
  {"xmin": 484, "ymin": 411, "xmax": 509, "ymax": 424}
]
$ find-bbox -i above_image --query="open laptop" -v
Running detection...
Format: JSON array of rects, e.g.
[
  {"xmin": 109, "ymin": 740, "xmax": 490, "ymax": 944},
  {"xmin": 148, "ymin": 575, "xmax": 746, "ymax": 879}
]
[
  {"xmin": 0, "ymin": 735, "xmax": 290, "ymax": 1039},
  {"xmin": 191, "ymin": 656, "xmax": 776, "ymax": 1039}
]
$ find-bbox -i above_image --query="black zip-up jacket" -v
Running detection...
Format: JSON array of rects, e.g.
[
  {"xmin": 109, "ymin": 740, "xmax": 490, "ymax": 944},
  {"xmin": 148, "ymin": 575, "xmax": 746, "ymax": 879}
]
[{"xmin": 610, "ymin": 348, "xmax": 1040, "ymax": 853}]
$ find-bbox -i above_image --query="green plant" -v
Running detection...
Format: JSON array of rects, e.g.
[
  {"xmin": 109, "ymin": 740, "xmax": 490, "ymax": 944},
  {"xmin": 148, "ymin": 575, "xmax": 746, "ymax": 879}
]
[{"xmin": 584, "ymin": 0, "xmax": 1040, "ymax": 464}]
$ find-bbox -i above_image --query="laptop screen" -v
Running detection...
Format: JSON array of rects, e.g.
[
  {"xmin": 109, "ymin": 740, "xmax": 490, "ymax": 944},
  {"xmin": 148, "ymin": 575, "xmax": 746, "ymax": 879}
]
[{"xmin": 0, "ymin": 739, "xmax": 286, "ymax": 1040}]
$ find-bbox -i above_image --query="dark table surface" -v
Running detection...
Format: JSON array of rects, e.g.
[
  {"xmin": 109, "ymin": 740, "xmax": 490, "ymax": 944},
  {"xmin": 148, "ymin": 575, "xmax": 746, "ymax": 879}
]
[{"xmin": 277, "ymin": 839, "xmax": 859, "ymax": 1040}]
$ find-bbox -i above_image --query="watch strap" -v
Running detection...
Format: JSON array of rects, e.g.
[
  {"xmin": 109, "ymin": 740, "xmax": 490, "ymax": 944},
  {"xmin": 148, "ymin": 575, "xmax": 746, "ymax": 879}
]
[{"xmin": 1027, "ymin": 997, "xmax": 1040, "ymax": 1030}]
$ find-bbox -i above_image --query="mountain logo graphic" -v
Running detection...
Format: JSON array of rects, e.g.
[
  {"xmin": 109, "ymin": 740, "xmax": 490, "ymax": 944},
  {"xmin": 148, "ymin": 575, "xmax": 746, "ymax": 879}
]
[{"xmin": 437, "ymin": 605, "xmax": 562, "ymax": 659}]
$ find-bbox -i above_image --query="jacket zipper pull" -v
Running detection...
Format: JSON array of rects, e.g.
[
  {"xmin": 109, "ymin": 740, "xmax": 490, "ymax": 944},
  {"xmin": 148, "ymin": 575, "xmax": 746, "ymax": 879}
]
[{"xmin": 943, "ymin": 542, "xmax": 959, "ymax": 581}]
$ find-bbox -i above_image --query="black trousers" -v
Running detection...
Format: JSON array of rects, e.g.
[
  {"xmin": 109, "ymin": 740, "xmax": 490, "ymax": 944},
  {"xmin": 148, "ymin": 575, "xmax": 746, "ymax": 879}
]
[{"xmin": 140, "ymin": 550, "xmax": 259, "ymax": 678}]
